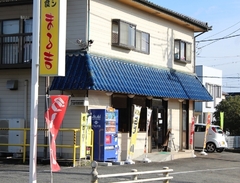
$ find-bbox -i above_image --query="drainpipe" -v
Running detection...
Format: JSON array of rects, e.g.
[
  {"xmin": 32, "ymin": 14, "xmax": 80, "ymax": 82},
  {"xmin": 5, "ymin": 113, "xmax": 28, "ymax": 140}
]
[
  {"xmin": 193, "ymin": 24, "xmax": 212, "ymax": 73},
  {"xmin": 87, "ymin": 0, "xmax": 90, "ymax": 47},
  {"xmin": 24, "ymin": 80, "xmax": 28, "ymax": 127},
  {"xmin": 193, "ymin": 27, "xmax": 211, "ymax": 130},
  {"xmin": 194, "ymin": 32, "xmax": 206, "ymax": 73}
]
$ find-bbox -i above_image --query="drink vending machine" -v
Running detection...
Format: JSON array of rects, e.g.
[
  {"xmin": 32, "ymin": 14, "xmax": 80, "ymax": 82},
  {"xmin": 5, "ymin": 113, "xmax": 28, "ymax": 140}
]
[{"xmin": 89, "ymin": 107, "xmax": 118, "ymax": 162}]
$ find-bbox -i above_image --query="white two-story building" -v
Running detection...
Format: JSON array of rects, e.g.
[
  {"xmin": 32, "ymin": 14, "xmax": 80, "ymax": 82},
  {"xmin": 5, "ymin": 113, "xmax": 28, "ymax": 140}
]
[
  {"xmin": 0, "ymin": 0, "xmax": 212, "ymax": 161},
  {"xmin": 195, "ymin": 65, "xmax": 222, "ymax": 123}
]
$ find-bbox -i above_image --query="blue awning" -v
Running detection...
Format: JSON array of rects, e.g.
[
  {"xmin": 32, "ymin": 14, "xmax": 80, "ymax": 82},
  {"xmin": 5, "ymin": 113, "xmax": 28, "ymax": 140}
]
[{"xmin": 50, "ymin": 53, "xmax": 212, "ymax": 101}]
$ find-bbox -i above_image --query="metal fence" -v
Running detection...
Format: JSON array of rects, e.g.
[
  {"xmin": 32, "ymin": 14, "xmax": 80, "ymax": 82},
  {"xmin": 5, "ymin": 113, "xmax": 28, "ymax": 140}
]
[{"xmin": 90, "ymin": 161, "xmax": 173, "ymax": 183}]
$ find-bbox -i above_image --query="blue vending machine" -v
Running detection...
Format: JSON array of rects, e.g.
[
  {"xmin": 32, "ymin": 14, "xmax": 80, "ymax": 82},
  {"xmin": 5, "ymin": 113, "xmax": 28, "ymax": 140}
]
[{"xmin": 90, "ymin": 107, "xmax": 118, "ymax": 162}]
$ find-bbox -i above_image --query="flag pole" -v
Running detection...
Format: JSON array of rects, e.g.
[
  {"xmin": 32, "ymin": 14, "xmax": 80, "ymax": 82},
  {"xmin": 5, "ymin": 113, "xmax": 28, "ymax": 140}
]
[
  {"xmin": 200, "ymin": 113, "xmax": 211, "ymax": 156},
  {"xmin": 142, "ymin": 108, "xmax": 152, "ymax": 163},
  {"xmin": 29, "ymin": 0, "xmax": 40, "ymax": 182},
  {"xmin": 45, "ymin": 96, "xmax": 53, "ymax": 183}
]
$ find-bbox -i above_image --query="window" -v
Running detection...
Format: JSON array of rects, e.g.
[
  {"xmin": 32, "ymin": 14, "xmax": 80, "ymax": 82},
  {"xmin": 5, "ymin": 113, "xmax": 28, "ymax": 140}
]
[
  {"xmin": 2, "ymin": 20, "xmax": 20, "ymax": 64},
  {"xmin": 174, "ymin": 39, "xmax": 191, "ymax": 62},
  {"xmin": 195, "ymin": 125, "xmax": 206, "ymax": 132},
  {"xmin": 23, "ymin": 19, "xmax": 33, "ymax": 62},
  {"xmin": 214, "ymin": 85, "xmax": 221, "ymax": 98},
  {"xmin": 205, "ymin": 83, "xmax": 213, "ymax": 108},
  {"xmin": 206, "ymin": 83, "xmax": 213, "ymax": 95},
  {"xmin": 136, "ymin": 30, "xmax": 150, "ymax": 54},
  {"xmin": 112, "ymin": 19, "xmax": 136, "ymax": 49},
  {"xmin": 0, "ymin": 18, "xmax": 32, "ymax": 64}
]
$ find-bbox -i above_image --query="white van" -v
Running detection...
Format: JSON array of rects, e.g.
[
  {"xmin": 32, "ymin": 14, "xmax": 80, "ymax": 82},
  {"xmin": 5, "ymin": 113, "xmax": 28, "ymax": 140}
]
[{"xmin": 194, "ymin": 123, "xmax": 228, "ymax": 153}]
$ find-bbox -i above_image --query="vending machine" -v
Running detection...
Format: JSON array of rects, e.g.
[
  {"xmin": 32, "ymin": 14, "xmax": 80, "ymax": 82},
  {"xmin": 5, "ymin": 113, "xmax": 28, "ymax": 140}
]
[{"xmin": 89, "ymin": 107, "xmax": 118, "ymax": 162}]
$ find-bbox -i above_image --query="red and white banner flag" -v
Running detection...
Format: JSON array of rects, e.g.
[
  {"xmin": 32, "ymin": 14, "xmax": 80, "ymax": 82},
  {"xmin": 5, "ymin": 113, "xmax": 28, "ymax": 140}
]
[
  {"xmin": 45, "ymin": 95, "xmax": 69, "ymax": 172},
  {"xmin": 190, "ymin": 117, "xmax": 195, "ymax": 145}
]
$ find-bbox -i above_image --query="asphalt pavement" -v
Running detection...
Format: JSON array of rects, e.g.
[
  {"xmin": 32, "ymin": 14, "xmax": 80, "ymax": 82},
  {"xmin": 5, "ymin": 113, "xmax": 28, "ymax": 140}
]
[{"xmin": 0, "ymin": 150, "xmax": 240, "ymax": 183}]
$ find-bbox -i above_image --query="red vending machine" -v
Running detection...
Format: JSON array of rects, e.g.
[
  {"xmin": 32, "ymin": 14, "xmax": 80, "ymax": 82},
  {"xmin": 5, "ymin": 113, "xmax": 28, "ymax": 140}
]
[{"xmin": 89, "ymin": 107, "xmax": 119, "ymax": 162}]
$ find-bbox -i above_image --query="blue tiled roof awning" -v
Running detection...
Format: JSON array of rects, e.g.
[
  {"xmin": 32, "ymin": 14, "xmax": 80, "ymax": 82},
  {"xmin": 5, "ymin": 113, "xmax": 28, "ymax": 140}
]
[{"xmin": 50, "ymin": 53, "xmax": 213, "ymax": 101}]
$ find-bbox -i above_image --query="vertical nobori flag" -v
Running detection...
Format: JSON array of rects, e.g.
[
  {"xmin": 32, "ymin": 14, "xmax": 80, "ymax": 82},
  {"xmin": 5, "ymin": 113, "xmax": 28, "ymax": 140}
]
[
  {"xmin": 80, "ymin": 113, "xmax": 88, "ymax": 158},
  {"xmin": 190, "ymin": 117, "xmax": 195, "ymax": 145},
  {"xmin": 45, "ymin": 95, "xmax": 69, "ymax": 172},
  {"xmin": 203, "ymin": 113, "xmax": 211, "ymax": 149},
  {"xmin": 144, "ymin": 108, "xmax": 152, "ymax": 154},
  {"xmin": 220, "ymin": 112, "xmax": 224, "ymax": 129},
  {"xmin": 128, "ymin": 105, "xmax": 142, "ymax": 157}
]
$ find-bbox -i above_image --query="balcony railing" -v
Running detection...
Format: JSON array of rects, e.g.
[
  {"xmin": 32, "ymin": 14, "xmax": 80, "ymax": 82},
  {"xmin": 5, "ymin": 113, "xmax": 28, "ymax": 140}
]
[{"xmin": 0, "ymin": 33, "xmax": 32, "ymax": 69}]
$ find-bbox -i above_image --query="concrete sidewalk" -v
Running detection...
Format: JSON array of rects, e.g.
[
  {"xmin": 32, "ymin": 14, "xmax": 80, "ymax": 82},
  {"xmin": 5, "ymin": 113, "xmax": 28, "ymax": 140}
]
[{"xmin": 133, "ymin": 150, "xmax": 195, "ymax": 163}]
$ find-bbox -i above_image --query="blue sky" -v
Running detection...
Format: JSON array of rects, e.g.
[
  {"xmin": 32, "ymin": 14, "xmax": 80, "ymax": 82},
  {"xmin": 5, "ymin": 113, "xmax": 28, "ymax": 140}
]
[{"xmin": 150, "ymin": 0, "xmax": 240, "ymax": 92}]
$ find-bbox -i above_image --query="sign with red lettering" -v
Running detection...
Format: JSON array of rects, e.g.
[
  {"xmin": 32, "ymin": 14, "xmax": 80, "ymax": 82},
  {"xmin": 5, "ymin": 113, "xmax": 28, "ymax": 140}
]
[
  {"xmin": 40, "ymin": 0, "xmax": 67, "ymax": 76},
  {"xmin": 45, "ymin": 95, "xmax": 69, "ymax": 172}
]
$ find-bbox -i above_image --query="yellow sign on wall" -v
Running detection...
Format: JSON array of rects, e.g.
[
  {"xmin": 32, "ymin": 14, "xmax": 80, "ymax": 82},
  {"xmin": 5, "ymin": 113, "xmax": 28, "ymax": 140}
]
[{"xmin": 39, "ymin": 0, "xmax": 66, "ymax": 76}]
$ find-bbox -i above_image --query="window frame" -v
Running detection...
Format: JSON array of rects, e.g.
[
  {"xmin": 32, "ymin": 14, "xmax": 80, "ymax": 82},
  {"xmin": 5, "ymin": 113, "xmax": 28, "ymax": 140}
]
[
  {"xmin": 135, "ymin": 29, "xmax": 150, "ymax": 54},
  {"xmin": 0, "ymin": 18, "xmax": 33, "ymax": 65},
  {"xmin": 205, "ymin": 83, "xmax": 213, "ymax": 108},
  {"xmin": 174, "ymin": 39, "xmax": 192, "ymax": 63},
  {"xmin": 214, "ymin": 85, "xmax": 221, "ymax": 98},
  {"xmin": 112, "ymin": 19, "xmax": 136, "ymax": 50}
]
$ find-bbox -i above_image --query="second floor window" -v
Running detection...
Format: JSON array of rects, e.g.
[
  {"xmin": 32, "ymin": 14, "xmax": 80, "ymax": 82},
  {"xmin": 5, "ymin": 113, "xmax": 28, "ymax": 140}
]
[
  {"xmin": 0, "ymin": 18, "xmax": 32, "ymax": 65},
  {"xmin": 174, "ymin": 39, "xmax": 191, "ymax": 63},
  {"xmin": 112, "ymin": 19, "xmax": 136, "ymax": 50},
  {"xmin": 214, "ymin": 85, "xmax": 221, "ymax": 98},
  {"xmin": 136, "ymin": 30, "xmax": 150, "ymax": 54},
  {"xmin": 2, "ymin": 20, "xmax": 20, "ymax": 64},
  {"xmin": 112, "ymin": 19, "xmax": 150, "ymax": 54}
]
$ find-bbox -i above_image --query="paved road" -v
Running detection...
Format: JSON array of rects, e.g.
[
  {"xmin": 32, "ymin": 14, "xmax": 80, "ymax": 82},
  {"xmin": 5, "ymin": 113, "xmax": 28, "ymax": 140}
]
[{"xmin": 0, "ymin": 151, "xmax": 240, "ymax": 183}]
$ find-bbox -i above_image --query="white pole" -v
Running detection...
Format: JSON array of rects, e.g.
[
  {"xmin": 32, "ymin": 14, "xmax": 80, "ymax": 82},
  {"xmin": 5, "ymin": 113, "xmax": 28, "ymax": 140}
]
[{"xmin": 29, "ymin": 0, "xmax": 40, "ymax": 182}]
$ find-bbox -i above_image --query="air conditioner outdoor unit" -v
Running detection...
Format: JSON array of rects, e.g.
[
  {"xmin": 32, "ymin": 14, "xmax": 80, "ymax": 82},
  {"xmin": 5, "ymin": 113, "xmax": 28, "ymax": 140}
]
[
  {"xmin": 0, "ymin": 118, "xmax": 25, "ymax": 153},
  {"xmin": 69, "ymin": 97, "xmax": 89, "ymax": 106}
]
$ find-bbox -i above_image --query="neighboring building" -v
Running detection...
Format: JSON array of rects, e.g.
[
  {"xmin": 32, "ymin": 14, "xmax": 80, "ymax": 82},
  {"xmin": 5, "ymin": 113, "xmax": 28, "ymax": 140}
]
[
  {"xmin": 0, "ymin": 0, "xmax": 212, "ymax": 161},
  {"xmin": 195, "ymin": 65, "xmax": 222, "ymax": 123},
  {"xmin": 227, "ymin": 92, "xmax": 240, "ymax": 96},
  {"xmin": 222, "ymin": 91, "xmax": 229, "ymax": 100}
]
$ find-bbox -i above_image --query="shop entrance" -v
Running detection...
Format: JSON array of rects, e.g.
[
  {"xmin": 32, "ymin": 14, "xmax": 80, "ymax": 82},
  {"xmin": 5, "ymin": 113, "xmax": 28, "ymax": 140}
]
[{"xmin": 151, "ymin": 107, "xmax": 167, "ymax": 151}]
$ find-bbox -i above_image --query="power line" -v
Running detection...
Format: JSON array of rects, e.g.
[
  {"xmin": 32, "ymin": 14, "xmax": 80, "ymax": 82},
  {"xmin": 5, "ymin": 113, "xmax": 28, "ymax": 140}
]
[
  {"xmin": 222, "ymin": 86, "xmax": 240, "ymax": 88},
  {"xmin": 197, "ymin": 55, "xmax": 240, "ymax": 59},
  {"xmin": 197, "ymin": 76, "xmax": 240, "ymax": 79},
  {"xmin": 203, "ymin": 21, "xmax": 240, "ymax": 39},
  {"xmin": 198, "ymin": 27, "xmax": 240, "ymax": 49},
  {"xmin": 196, "ymin": 34, "xmax": 240, "ymax": 43}
]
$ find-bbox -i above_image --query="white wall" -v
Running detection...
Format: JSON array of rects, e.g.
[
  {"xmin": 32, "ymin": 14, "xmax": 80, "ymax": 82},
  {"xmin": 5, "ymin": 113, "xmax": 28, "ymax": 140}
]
[
  {"xmin": 167, "ymin": 99, "xmax": 181, "ymax": 151},
  {"xmin": 88, "ymin": 0, "xmax": 195, "ymax": 73},
  {"xmin": 195, "ymin": 65, "xmax": 222, "ymax": 114},
  {"xmin": 66, "ymin": 0, "xmax": 88, "ymax": 50}
]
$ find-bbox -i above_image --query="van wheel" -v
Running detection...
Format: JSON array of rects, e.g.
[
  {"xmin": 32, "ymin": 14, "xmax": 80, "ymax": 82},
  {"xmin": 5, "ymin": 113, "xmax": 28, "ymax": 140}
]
[
  {"xmin": 206, "ymin": 142, "xmax": 216, "ymax": 153},
  {"xmin": 216, "ymin": 148, "xmax": 224, "ymax": 153}
]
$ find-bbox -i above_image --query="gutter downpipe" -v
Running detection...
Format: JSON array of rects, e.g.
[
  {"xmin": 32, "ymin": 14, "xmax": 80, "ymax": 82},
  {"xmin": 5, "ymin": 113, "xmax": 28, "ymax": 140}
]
[
  {"xmin": 193, "ymin": 24, "xmax": 212, "ymax": 73},
  {"xmin": 24, "ymin": 80, "xmax": 28, "ymax": 128},
  {"xmin": 87, "ymin": 0, "xmax": 90, "ymax": 46},
  {"xmin": 86, "ymin": 0, "xmax": 90, "ymax": 98},
  {"xmin": 194, "ymin": 31, "xmax": 206, "ymax": 74},
  {"xmin": 193, "ymin": 29, "xmax": 211, "ymax": 121}
]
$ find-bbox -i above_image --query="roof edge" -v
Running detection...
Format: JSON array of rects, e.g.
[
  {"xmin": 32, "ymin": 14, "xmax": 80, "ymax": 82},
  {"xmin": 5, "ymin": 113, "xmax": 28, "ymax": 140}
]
[{"xmin": 133, "ymin": 0, "xmax": 212, "ymax": 31}]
